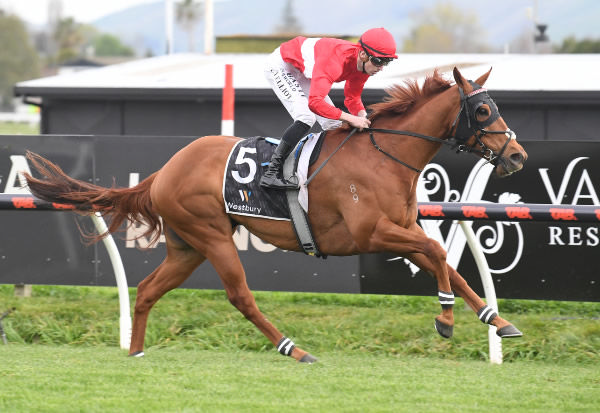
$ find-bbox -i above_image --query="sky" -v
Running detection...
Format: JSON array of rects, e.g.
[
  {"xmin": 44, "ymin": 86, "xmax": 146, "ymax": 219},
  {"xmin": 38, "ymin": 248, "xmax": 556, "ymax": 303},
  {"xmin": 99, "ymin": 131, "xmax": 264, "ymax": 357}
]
[
  {"xmin": 1, "ymin": 0, "xmax": 599, "ymax": 49},
  {"xmin": 0, "ymin": 0, "xmax": 158, "ymax": 25}
]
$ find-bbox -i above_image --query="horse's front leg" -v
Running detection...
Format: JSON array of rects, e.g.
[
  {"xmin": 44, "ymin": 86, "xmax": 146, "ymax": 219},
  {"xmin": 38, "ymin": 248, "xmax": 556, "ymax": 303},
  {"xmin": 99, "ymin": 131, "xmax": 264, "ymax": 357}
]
[
  {"xmin": 403, "ymin": 224, "xmax": 522, "ymax": 338},
  {"xmin": 448, "ymin": 264, "xmax": 522, "ymax": 337},
  {"xmin": 370, "ymin": 218, "xmax": 455, "ymax": 338}
]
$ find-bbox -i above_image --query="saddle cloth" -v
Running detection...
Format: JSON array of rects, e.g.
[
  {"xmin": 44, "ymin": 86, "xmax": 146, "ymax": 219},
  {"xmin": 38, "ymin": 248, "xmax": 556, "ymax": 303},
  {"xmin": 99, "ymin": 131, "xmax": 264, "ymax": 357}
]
[{"xmin": 222, "ymin": 133, "xmax": 322, "ymax": 220}]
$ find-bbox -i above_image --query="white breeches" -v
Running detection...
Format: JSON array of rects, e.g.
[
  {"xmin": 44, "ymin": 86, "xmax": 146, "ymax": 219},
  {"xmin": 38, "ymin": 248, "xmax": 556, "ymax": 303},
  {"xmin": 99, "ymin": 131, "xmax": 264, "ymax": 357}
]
[{"xmin": 264, "ymin": 48, "xmax": 342, "ymax": 131}]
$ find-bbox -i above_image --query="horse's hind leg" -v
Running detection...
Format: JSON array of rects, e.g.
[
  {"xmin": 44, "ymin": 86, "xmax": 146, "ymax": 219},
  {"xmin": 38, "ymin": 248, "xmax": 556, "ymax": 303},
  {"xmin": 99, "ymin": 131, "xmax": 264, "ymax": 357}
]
[
  {"xmin": 406, "ymin": 252, "xmax": 522, "ymax": 338},
  {"xmin": 212, "ymin": 241, "xmax": 317, "ymax": 362},
  {"xmin": 129, "ymin": 227, "xmax": 206, "ymax": 356},
  {"xmin": 181, "ymin": 227, "xmax": 316, "ymax": 363}
]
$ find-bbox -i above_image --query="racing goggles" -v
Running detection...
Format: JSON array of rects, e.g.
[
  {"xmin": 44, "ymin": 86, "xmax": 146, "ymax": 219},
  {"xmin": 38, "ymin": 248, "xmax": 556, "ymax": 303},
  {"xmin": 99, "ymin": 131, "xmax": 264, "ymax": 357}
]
[{"xmin": 366, "ymin": 52, "xmax": 394, "ymax": 67}]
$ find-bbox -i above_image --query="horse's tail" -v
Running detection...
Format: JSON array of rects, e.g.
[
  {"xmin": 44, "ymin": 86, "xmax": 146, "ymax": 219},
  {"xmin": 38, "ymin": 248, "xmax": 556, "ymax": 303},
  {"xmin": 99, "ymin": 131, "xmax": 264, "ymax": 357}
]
[{"xmin": 23, "ymin": 151, "xmax": 162, "ymax": 244}]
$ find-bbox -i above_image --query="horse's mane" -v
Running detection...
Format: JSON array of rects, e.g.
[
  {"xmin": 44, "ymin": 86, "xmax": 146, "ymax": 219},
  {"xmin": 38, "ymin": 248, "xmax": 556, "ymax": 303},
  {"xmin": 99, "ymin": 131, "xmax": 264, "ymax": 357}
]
[{"xmin": 367, "ymin": 69, "xmax": 453, "ymax": 122}]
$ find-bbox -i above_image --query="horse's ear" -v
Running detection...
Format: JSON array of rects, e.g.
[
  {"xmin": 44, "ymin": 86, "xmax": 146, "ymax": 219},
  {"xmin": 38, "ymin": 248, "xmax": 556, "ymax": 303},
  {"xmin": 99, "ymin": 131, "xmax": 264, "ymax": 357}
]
[
  {"xmin": 475, "ymin": 67, "xmax": 493, "ymax": 86},
  {"xmin": 453, "ymin": 67, "xmax": 468, "ymax": 90}
]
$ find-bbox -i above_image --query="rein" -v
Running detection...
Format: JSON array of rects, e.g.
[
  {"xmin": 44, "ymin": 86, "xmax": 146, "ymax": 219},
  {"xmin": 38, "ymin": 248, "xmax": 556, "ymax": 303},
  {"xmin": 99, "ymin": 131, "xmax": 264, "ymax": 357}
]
[
  {"xmin": 366, "ymin": 124, "xmax": 515, "ymax": 174},
  {"xmin": 367, "ymin": 127, "xmax": 454, "ymax": 173},
  {"xmin": 305, "ymin": 82, "xmax": 515, "ymax": 184}
]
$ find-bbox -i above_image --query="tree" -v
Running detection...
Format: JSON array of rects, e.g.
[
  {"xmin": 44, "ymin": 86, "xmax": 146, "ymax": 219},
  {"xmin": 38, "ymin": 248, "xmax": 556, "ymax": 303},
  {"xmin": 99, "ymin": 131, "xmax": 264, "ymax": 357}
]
[
  {"xmin": 92, "ymin": 34, "xmax": 135, "ymax": 57},
  {"xmin": 402, "ymin": 2, "xmax": 491, "ymax": 53},
  {"xmin": 555, "ymin": 36, "xmax": 600, "ymax": 53},
  {"xmin": 50, "ymin": 17, "xmax": 134, "ymax": 62},
  {"xmin": 176, "ymin": 0, "xmax": 203, "ymax": 52},
  {"xmin": 0, "ymin": 11, "xmax": 40, "ymax": 110},
  {"xmin": 52, "ymin": 17, "xmax": 85, "ymax": 63},
  {"xmin": 273, "ymin": 0, "xmax": 303, "ymax": 34}
]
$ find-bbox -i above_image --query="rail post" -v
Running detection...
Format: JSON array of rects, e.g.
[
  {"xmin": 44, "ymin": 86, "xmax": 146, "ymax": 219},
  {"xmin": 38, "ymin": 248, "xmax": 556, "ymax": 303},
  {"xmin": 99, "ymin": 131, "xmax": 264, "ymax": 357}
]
[
  {"xmin": 221, "ymin": 64, "xmax": 234, "ymax": 136},
  {"xmin": 90, "ymin": 213, "xmax": 131, "ymax": 350},
  {"xmin": 418, "ymin": 201, "xmax": 600, "ymax": 364},
  {"xmin": 459, "ymin": 221, "xmax": 502, "ymax": 364},
  {"xmin": 0, "ymin": 194, "xmax": 131, "ymax": 350}
]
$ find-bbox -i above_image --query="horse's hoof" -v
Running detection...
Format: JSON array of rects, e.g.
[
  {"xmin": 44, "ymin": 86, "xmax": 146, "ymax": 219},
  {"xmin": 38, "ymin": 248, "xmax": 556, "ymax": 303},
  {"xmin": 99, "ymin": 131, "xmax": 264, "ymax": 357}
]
[
  {"xmin": 299, "ymin": 353, "xmax": 318, "ymax": 363},
  {"xmin": 129, "ymin": 351, "xmax": 145, "ymax": 357},
  {"xmin": 435, "ymin": 318, "xmax": 454, "ymax": 338},
  {"xmin": 496, "ymin": 325, "xmax": 523, "ymax": 338}
]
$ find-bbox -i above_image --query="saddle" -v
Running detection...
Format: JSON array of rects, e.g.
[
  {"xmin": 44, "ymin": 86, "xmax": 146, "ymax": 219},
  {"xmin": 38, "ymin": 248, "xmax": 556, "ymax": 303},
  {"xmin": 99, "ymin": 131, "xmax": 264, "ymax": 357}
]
[{"xmin": 222, "ymin": 133, "xmax": 327, "ymax": 257}]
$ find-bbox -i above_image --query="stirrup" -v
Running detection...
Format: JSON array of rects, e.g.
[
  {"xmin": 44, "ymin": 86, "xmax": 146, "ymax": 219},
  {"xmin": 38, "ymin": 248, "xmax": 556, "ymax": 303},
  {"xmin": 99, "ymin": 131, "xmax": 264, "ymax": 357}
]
[{"xmin": 260, "ymin": 173, "xmax": 299, "ymax": 189}]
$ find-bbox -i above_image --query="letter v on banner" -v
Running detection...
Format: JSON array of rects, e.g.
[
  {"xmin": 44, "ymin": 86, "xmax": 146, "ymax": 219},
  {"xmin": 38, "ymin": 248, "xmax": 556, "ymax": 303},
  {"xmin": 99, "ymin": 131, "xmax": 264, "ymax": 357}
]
[
  {"xmin": 538, "ymin": 157, "xmax": 588, "ymax": 204},
  {"xmin": 417, "ymin": 159, "xmax": 495, "ymax": 269}
]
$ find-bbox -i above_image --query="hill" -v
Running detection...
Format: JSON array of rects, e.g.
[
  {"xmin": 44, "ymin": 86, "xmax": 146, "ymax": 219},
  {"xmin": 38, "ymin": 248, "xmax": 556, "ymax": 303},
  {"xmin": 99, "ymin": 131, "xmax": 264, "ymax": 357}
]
[{"xmin": 90, "ymin": 0, "xmax": 600, "ymax": 56}]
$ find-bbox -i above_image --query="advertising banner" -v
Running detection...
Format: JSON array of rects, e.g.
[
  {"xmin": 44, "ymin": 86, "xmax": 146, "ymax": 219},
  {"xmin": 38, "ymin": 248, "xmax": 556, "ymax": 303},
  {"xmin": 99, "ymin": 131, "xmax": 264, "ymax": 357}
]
[
  {"xmin": 0, "ymin": 136, "xmax": 597, "ymax": 301},
  {"xmin": 360, "ymin": 142, "xmax": 600, "ymax": 301}
]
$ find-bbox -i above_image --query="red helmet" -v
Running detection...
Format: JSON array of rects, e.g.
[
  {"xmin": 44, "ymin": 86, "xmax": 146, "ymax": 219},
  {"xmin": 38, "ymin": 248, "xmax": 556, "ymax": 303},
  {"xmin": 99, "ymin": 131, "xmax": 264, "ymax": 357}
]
[{"xmin": 359, "ymin": 27, "xmax": 398, "ymax": 58}]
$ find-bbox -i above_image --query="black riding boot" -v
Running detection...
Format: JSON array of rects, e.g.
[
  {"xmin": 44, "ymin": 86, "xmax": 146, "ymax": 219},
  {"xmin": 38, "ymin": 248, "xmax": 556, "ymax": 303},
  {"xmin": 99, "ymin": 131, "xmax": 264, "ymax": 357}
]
[
  {"xmin": 259, "ymin": 141, "xmax": 298, "ymax": 189},
  {"xmin": 260, "ymin": 120, "xmax": 311, "ymax": 189}
]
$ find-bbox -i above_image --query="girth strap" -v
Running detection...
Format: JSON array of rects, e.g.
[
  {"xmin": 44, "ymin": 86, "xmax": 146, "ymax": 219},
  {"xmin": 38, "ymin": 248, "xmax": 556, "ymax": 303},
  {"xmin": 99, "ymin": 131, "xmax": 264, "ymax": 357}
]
[{"xmin": 283, "ymin": 139, "xmax": 324, "ymax": 258}]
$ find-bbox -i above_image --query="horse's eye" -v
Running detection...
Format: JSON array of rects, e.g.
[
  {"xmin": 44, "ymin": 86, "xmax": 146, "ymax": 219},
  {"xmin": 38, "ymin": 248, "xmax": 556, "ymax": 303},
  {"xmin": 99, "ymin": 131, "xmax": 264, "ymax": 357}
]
[{"xmin": 476, "ymin": 106, "xmax": 489, "ymax": 117}]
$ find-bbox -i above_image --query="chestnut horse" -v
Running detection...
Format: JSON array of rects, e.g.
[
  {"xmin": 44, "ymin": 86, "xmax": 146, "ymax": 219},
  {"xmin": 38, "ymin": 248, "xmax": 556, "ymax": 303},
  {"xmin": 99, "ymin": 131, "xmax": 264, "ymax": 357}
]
[{"xmin": 25, "ymin": 67, "xmax": 527, "ymax": 363}]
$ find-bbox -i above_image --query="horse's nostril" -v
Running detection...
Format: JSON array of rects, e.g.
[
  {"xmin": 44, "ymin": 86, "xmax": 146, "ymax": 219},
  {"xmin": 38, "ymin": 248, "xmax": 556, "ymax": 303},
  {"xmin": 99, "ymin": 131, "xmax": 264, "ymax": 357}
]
[{"xmin": 510, "ymin": 152, "xmax": 524, "ymax": 165}]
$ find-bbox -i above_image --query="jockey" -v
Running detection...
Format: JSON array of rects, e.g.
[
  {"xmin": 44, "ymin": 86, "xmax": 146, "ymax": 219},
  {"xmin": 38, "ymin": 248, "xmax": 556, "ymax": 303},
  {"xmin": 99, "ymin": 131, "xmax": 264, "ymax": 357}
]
[{"xmin": 260, "ymin": 27, "xmax": 398, "ymax": 189}]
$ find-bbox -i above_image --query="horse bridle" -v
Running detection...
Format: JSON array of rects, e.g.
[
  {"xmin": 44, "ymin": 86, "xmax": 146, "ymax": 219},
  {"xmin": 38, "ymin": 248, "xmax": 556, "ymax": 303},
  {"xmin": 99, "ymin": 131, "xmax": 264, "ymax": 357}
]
[
  {"xmin": 304, "ymin": 81, "xmax": 516, "ymax": 186},
  {"xmin": 451, "ymin": 80, "xmax": 516, "ymax": 163},
  {"xmin": 366, "ymin": 80, "xmax": 516, "ymax": 173}
]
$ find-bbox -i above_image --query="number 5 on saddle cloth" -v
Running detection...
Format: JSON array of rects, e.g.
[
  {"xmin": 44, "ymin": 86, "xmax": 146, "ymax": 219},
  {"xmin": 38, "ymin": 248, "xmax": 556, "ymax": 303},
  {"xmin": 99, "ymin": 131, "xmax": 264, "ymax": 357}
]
[{"xmin": 222, "ymin": 133, "xmax": 326, "ymax": 257}]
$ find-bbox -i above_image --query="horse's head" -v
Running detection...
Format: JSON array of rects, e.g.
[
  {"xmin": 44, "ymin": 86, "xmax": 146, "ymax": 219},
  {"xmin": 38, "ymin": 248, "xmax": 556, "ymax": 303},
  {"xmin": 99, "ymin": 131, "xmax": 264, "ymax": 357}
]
[{"xmin": 452, "ymin": 67, "xmax": 527, "ymax": 177}]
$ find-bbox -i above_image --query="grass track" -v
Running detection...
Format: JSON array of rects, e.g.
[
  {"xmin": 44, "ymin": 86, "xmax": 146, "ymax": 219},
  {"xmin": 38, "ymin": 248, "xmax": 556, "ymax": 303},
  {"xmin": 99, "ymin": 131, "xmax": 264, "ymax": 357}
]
[
  {"xmin": 1, "ymin": 286, "xmax": 598, "ymax": 363},
  {"xmin": 0, "ymin": 285, "xmax": 598, "ymax": 412},
  {"xmin": 1, "ymin": 345, "xmax": 599, "ymax": 413}
]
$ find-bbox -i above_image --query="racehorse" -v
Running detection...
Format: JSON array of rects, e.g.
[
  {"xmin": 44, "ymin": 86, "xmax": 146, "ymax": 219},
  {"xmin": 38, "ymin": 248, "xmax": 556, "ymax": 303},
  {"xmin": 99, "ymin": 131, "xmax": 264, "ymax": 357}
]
[{"xmin": 24, "ymin": 67, "xmax": 527, "ymax": 363}]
